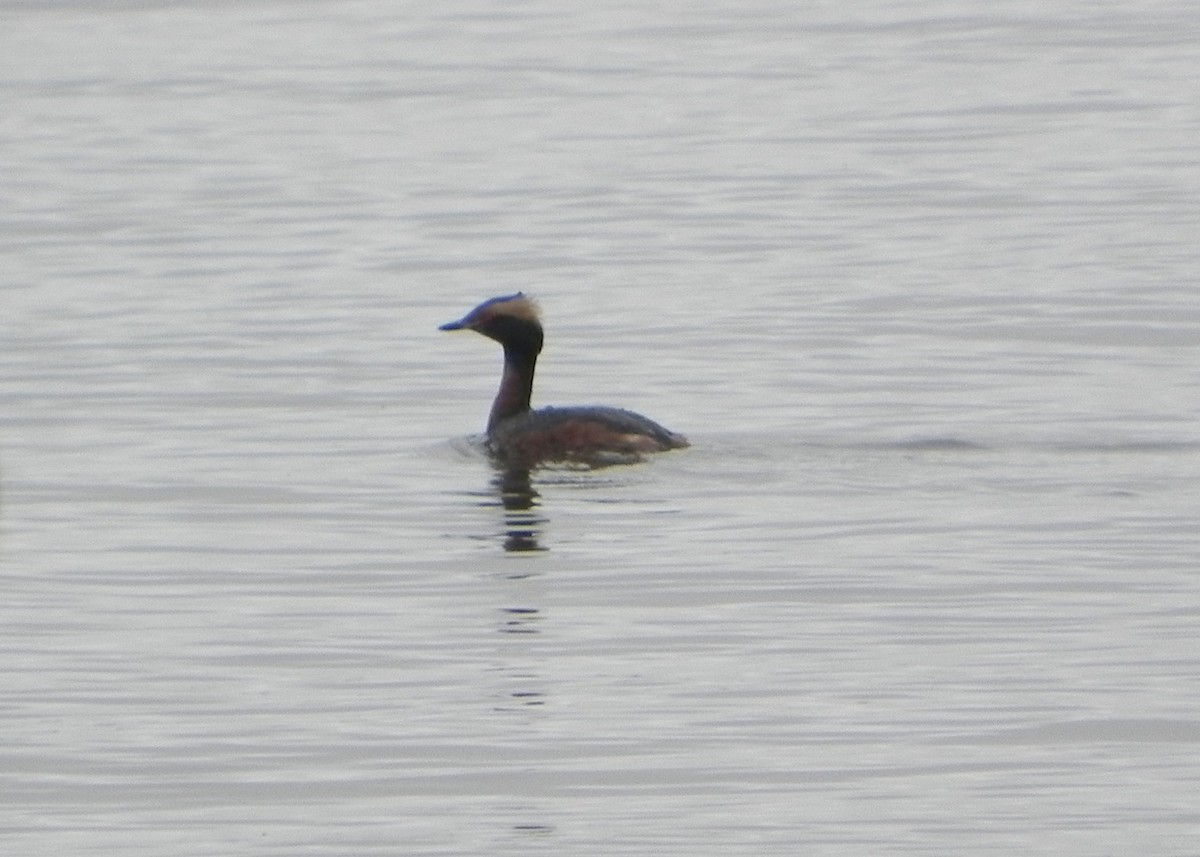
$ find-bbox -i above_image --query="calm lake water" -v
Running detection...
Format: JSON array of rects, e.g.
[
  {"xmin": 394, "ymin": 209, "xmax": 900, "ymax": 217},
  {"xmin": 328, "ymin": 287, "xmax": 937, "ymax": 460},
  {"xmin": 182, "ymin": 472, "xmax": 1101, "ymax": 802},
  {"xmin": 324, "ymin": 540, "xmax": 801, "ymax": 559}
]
[{"xmin": 3, "ymin": 0, "xmax": 1199, "ymax": 854}]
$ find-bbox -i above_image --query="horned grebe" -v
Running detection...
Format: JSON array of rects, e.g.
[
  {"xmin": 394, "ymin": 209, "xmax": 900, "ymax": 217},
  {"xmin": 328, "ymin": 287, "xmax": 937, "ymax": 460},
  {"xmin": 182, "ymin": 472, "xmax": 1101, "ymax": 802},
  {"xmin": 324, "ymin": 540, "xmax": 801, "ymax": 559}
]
[{"xmin": 440, "ymin": 293, "xmax": 688, "ymax": 467}]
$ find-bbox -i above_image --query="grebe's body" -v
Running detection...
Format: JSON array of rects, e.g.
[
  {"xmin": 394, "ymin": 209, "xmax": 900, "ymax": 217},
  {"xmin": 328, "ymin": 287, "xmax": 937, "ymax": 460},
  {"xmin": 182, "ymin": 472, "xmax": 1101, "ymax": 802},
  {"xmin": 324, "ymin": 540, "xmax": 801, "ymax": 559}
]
[{"xmin": 440, "ymin": 293, "xmax": 687, "ymax": 467}]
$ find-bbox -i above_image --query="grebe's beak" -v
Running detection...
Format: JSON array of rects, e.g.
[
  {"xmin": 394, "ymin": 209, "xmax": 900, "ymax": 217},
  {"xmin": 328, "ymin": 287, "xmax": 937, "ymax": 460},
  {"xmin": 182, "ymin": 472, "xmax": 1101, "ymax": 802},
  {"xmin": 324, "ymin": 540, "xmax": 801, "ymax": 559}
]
[{"xmin": 439, "ymin": 317, "xmax": 469, "ymax": 331}]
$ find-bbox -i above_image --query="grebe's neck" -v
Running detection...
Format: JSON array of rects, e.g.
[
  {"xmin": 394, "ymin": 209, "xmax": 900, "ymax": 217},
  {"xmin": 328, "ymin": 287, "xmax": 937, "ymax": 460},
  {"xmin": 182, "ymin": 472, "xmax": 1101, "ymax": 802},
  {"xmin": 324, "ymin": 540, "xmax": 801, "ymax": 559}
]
[{"xmin": 488, "ymin": 345, "xmax": 538, "ymax": 432}]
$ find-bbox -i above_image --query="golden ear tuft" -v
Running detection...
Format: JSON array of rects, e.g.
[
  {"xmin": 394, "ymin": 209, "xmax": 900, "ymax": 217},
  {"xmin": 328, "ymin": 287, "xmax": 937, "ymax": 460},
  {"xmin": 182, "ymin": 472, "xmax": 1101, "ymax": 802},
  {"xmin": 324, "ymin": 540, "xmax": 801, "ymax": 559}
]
[
  {"xmin": 497, "ymin": 293, "xmax": 541, "ymax": 323},
  {"xmin": 482, "ymin": 290, "xmax": 544, "ymax": 324}
]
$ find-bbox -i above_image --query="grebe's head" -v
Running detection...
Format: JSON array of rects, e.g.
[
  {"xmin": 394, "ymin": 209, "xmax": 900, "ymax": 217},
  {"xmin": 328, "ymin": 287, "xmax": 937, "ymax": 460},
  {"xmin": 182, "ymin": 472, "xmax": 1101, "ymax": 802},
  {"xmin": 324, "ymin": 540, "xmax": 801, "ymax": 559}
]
[{"xmin": 439, "ymin": 293, "xmax": 544, "ymax": 354}]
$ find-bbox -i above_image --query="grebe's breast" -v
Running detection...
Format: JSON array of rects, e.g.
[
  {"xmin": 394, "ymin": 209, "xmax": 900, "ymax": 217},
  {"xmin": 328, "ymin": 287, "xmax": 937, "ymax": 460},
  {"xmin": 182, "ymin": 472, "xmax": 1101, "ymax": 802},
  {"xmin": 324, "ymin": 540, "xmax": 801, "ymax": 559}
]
[{"xmin": 488, "ymin": 405, "xmax": 688, "ymax": 467}]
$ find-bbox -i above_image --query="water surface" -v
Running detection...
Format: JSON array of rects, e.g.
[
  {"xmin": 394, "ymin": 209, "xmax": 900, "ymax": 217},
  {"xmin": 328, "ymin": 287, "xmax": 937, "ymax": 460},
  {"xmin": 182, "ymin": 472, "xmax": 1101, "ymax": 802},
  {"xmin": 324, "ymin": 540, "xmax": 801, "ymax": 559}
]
[{"xmin": 3, "ymin": 1, "xmax": 1199, "ymax": 854}]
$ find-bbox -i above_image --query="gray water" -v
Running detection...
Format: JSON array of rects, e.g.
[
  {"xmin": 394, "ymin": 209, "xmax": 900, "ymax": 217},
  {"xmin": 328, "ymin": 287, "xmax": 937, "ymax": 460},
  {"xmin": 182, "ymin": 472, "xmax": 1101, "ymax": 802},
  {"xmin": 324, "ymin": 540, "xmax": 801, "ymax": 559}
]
[{"xmin": 3, "ymin": 1, "xmax": 1199, "ymax": 854}]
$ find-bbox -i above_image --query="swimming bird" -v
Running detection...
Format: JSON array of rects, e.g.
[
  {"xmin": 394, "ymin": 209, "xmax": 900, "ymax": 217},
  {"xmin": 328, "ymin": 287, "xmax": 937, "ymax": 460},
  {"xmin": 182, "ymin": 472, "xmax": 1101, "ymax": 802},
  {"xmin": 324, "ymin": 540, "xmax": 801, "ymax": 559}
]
[{"xmin": 439, "ymin": 293, "xmax": 688, "ymax": 467}]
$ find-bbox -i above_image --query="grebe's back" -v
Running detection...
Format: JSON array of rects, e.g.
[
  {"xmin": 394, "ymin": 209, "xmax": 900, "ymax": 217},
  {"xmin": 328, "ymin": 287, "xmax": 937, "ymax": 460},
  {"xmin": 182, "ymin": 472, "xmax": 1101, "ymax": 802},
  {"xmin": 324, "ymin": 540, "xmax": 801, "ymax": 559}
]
[{"xmin": 489, "ymin": 405, "xmax": 687, "ymax": 467}]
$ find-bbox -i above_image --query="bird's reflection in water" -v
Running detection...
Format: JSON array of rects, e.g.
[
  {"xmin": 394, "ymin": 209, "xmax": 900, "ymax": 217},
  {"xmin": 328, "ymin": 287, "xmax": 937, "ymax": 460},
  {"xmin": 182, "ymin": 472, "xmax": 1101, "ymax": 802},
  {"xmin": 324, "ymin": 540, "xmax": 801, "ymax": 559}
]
[
  {"xmin": 493, "ymin": 468, "xmax": 546, "ymax": 554},
  {"xmin": 487, "ymin": 471, "xmax": 548, "ymax": 719},
  {"xmin": 498, "ymin": 606, "xmax": 541, "ymax": 634}
]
